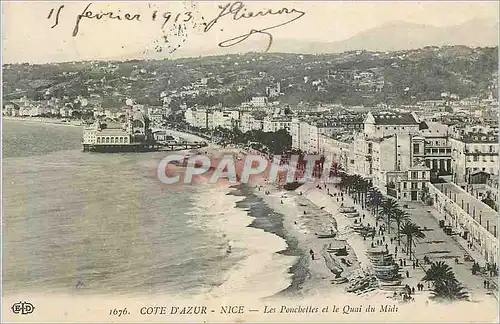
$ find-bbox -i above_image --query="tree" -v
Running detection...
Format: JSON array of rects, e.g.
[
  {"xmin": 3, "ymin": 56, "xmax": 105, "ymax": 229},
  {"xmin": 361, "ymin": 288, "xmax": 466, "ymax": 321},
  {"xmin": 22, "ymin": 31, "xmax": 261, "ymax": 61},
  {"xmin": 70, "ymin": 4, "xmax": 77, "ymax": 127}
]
[
  {"xmin": 421, "ymin": 184, "xmax": 432, "ymax": 205},
  {"xmin": 367, "ymin": 187, "xmax": 383, "ymax": 215},
  {"xmin": 379, "ymin": 198, "xmax": 400, "ymax": 234},
  {"xmin": 400, "ymin": 221, "xmax": 426, "ymax": 258},
  {"xmin": 392, "ymin": 209, "xmax": 410, "ymax": 245},
  {"xmin": 423, "ymin": 261, "xmax": 469, "ymax": 302}
]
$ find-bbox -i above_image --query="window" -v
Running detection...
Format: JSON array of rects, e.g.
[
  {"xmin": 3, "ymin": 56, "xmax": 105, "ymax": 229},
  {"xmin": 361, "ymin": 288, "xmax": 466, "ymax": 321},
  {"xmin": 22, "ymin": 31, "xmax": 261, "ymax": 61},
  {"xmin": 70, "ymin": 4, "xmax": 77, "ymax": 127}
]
[
  {"xmin": 403, "ymin": 182, "xmax": 407, "ymax": 189},
  {"xmin": 97, "ymin": 138, "xmax": 101, "ymax": 143},
  {"xmin": 411, "ymin": 172, "xmax": 417, "ymax": 179},
  {"xmin": 413, "ymin": 144, "xmax": 419, "ymax": 154},
  {"xmin": 421, "ymin": 172, "xmax": 426, "ymax": 178},
  {"xmin": 473, "ymin": 155, "xmax": 478, "ymax": 162},
  {"xmin": 411, "ymin": 183, "xmax": 417, "ymax": 189}
]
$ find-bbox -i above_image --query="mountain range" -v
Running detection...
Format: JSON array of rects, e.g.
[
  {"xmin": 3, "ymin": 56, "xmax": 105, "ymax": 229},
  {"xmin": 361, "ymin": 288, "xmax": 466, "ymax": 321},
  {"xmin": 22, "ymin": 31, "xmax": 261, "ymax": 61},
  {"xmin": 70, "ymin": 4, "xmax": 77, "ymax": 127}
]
[{"xmin": 170, "ymin": 17, "xmax": 498, "ymax": 58}]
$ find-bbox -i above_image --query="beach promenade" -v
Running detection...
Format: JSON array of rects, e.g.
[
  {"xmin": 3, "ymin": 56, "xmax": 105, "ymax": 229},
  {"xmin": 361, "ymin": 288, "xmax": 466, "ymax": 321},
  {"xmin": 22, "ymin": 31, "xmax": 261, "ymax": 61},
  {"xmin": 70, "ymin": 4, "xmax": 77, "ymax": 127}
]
[
  {"xmin": 301, "ymin": 180, "xmax": 497, "ymax": 303},
  {"xmin": 253, "ymin": 173, "xmax": 498, "ymax": 304}
]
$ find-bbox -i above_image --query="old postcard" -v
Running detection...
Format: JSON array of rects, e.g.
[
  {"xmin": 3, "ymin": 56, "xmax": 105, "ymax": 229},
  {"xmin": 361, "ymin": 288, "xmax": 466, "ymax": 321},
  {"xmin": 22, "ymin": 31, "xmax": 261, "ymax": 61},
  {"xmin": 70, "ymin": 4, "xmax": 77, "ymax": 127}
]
[{"xmin": 1, "ymin": 0, "xmax": 499, "ymax": 323}]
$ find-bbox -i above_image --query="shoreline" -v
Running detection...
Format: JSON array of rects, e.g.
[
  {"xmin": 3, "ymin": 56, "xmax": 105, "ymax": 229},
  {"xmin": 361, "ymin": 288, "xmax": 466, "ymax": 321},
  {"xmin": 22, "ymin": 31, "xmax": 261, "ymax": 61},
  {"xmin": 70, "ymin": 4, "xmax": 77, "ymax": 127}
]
[
  {"xmin": 252, "ymin": 182, "xmax": 363, "ymax": 299},
  {"xmin": 3, "ymin": 116, "xmax": 84, "ymax": 127}
]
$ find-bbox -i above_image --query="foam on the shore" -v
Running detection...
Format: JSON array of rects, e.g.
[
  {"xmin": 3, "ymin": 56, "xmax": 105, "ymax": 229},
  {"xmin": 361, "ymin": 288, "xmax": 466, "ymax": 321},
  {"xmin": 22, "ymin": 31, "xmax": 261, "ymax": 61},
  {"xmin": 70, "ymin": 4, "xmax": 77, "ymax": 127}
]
[{"xmin": 188, "ymin": 183, "xmax": 297, "ymax": 300}]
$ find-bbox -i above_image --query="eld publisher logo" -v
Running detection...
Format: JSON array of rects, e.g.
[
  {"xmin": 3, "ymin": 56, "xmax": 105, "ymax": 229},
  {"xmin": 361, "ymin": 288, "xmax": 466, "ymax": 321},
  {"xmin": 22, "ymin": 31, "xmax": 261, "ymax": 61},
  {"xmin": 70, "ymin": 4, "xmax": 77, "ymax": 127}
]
[{"xmin": 11, "ymin": 301, "xmax": 35, "ymax": 315}]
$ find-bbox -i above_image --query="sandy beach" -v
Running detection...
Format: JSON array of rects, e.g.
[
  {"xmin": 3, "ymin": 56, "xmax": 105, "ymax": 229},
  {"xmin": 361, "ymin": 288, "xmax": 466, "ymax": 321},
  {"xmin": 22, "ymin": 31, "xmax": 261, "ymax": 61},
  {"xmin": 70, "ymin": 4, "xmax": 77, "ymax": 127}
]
[{"xmin": 249, "ymin": 174, "xmax": 498, "ymax": 305}]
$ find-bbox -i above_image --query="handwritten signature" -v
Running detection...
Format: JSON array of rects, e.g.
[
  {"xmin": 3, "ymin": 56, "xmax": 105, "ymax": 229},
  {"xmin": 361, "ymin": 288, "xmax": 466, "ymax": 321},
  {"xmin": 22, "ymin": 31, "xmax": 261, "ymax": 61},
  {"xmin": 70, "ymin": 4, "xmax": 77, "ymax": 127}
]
[{"xmin": 204, "ymin": 1, "xmax": 305, "ymax": 52}]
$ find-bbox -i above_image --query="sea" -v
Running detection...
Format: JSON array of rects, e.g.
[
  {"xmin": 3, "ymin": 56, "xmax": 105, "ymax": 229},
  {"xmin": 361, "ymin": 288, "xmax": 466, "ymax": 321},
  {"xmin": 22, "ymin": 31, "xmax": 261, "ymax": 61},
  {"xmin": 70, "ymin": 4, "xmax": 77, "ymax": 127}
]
[{"xmin": 2, "ymin": 120, "xmax": 301, "ymax": 298}]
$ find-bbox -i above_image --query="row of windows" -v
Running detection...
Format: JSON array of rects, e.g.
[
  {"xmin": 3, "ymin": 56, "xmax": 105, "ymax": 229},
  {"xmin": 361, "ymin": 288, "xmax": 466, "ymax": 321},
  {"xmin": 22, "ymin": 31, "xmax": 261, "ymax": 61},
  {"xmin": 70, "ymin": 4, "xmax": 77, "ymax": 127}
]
[
  {"xmin": 377, "ymin": 126, "xmax": 414, "ymax": 131},
  {"xmin": 402, "ymin": 181, "xmax": 426, "ymax": 190},
  {"xmin": 410, "ymin": 171, "xmax": 427, "ymax": 179},
  {"xmin": 470, "ymin": 155, "xmax": 496, "ymax": 162},
  {"xmin": 424, "ymin": 148, "xmax": 451, "ymax": 154},
  {"xmin": 96, "ymin": 136, "xmax": 129, "ymax": 144}
]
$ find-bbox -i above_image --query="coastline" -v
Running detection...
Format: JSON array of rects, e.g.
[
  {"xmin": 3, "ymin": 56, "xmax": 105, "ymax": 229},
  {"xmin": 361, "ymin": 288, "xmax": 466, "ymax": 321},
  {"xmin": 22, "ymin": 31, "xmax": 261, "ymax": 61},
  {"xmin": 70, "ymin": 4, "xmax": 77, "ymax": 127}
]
[
  {"xmin": 251, "ymin": 181, "xmax": 363, "ymax": 299},
  {"xmin": 2, "ymin": 116, "xmax": 84, "ymax": 127},
  {"xmin": 188, "ymin": 145, "xmax": 363, "ymax": 299}
]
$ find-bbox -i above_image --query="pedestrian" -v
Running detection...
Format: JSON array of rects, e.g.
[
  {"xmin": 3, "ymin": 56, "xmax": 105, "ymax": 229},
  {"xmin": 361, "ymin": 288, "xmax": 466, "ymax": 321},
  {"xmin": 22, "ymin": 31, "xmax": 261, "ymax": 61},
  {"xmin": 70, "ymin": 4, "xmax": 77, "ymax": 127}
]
[
  {"xmin": 415, "ymin": 259, "xmax": 419, "ymax": 267},
  {"xmin": 411, "ymin": 287, "xmax": 415, "ymax": 294},
  {"xmin": 406, "ymin": 270, "xmax": 410, "ymax": 278},
  {"xmin": 395, "ymin": 246, "xmax": 398, "ymax": 253},
  {"xmin": 390, "ymin": 237, "xmax": 393, "ymax": 244},
  {"xmin": 309, "ymin": 249, "xmax": 315, "ymax": 260},
  {"xmin": 362, "ymin": 214, "xmax": 365, "ymax": 220},
  {"xmin": 371, "ymin": 242, "xmax": 375, "ymax": 248},
  {"xmin": 385, "ymin": 243, "xmax": 388, "ymax": 250},
  {"xmin": 483, "ymin": 280, "xmax": 487, "ymax": 289},
  {"xmin": 404, "ymin": 259, "xmax": 407, "ymax": 267},
  {"xmin": 487, "ymin": 281, "xmax": 490, "ymax": 289},
  {"xmin": 399, "ymin": 259, "xmax": 403, "ymax": 266}
]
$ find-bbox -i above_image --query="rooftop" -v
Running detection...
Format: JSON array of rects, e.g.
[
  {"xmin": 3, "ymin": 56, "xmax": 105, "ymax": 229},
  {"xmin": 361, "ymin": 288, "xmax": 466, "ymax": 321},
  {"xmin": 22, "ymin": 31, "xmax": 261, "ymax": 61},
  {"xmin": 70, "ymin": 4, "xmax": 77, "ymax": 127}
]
[
  {"xmin": 368, "ymin": 111, "xmax": 419, "ymax": 125},
  {"xmin": 458, "ymin": 132, "xmax": 498, "ymax": 143}
]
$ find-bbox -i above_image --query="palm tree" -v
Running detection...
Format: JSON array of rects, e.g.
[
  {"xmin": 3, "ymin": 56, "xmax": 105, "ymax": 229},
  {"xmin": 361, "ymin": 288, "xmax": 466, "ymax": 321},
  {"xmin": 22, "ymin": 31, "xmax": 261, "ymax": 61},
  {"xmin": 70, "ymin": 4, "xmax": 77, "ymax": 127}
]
[
  {"xmin": 379, "ymin": 198, "xmax": 399, "ymax": 234},
  {"xmin": 367, "ymin": 187, "xmax": 383, "ymax": 215},
  {"xmin": 400, "ymin": 221, "xmax": 426, "ymax": 258},
  {"xmin": 423, "ymin": 261, "xmax": 469, "ymax": 301},
  {"xmin": 352, "ymin": 175, "xmax": 364, "ymax": 204},
  {"xmin": 392, "ymin": 208, "xmax": 409, "ymax": 245}
]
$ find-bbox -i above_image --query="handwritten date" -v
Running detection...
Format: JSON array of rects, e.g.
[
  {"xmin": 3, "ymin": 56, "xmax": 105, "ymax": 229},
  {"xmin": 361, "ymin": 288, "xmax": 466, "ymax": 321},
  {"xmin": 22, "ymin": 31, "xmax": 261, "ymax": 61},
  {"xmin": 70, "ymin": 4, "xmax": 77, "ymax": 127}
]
[{"xmin": 46, "ymin": 1, "xmax": 306, "ymax": 53}]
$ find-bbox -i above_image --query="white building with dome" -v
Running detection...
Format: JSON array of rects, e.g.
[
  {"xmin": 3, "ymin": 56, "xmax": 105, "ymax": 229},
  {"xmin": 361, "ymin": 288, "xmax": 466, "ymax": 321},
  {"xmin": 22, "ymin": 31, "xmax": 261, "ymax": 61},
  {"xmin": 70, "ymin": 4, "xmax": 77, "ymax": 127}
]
[{"xmin": 82, "ymin": 106, "xmax": 153, "ymax": 152}]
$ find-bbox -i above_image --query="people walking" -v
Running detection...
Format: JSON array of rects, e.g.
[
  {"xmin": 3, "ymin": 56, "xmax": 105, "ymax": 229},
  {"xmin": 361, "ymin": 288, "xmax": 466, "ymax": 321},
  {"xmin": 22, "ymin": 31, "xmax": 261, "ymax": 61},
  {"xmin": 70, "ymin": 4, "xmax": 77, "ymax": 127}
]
[{"xmin": 406, "ymin": 270, "xmax": 410, "ymax": 278}]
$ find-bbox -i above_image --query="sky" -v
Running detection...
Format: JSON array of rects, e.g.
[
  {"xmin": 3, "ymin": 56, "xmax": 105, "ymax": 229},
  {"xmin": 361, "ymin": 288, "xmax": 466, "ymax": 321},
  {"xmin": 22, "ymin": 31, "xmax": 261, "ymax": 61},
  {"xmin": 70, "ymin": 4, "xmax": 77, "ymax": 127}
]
[{"xmin": 2, "ymin": 1, "xmax": 498, "ymax": 64}]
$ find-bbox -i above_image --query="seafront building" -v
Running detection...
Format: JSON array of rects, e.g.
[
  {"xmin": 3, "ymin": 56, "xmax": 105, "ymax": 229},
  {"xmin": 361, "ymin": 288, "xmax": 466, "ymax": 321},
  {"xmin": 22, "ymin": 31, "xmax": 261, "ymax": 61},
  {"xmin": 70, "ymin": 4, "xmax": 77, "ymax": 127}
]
[
  {"xmin": 287, "ymin": 109, "xmax": 498, "ymax": 270},
  {"xmin": 428, "ymin": 182, "xmax": 498, "ymax": 265},
  {"xmin": 82, "ymin": 107, "xmax": 153, "ymax": 152}
]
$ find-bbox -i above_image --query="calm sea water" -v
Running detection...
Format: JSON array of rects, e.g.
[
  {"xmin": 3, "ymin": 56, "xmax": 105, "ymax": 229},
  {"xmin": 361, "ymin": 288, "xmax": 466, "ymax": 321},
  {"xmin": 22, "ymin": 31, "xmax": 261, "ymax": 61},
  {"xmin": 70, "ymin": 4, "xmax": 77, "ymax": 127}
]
[{"xmin": 2, "ymin": 120, "xmax": 296, "ymax": 297}]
